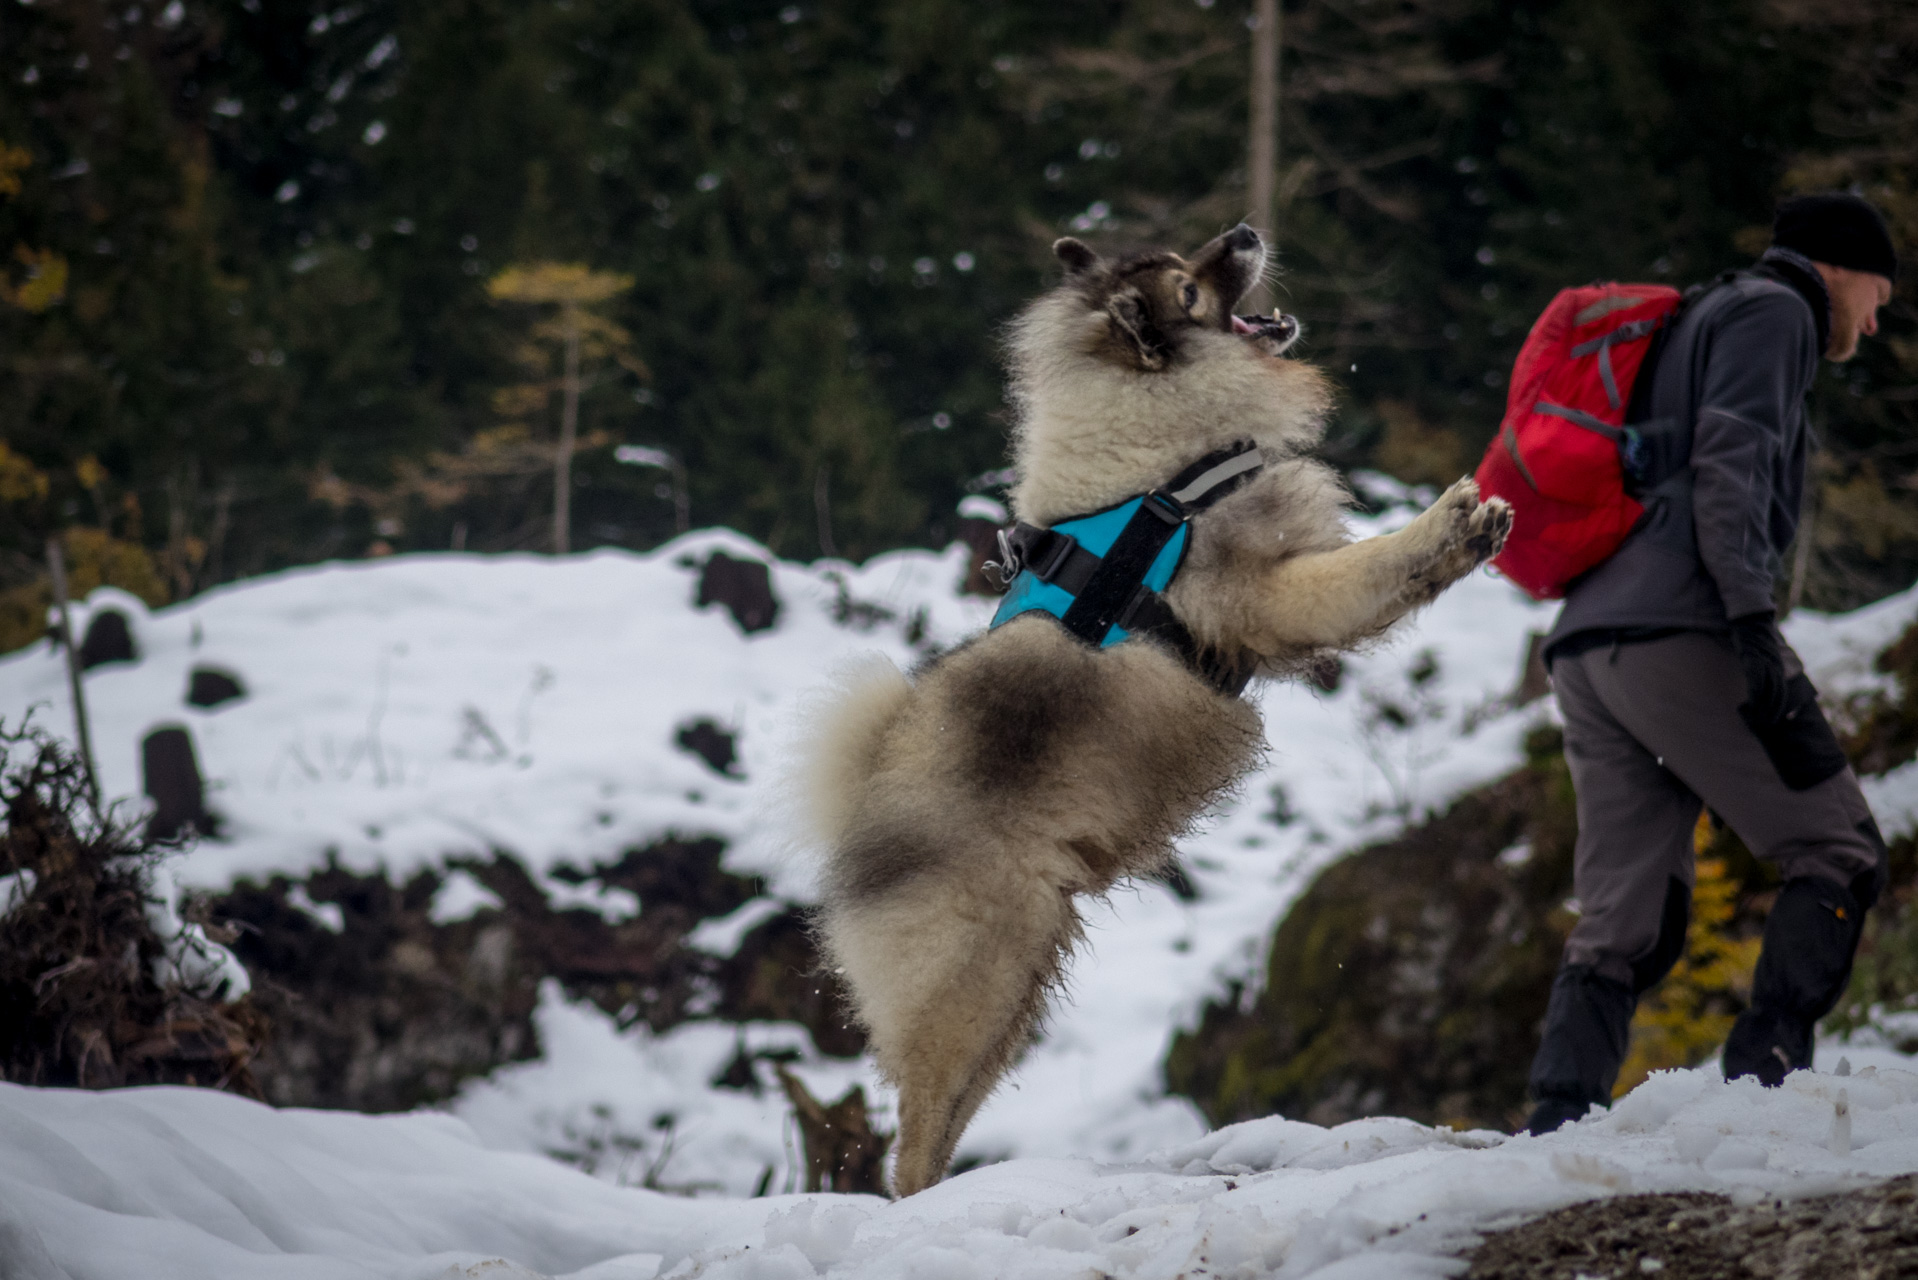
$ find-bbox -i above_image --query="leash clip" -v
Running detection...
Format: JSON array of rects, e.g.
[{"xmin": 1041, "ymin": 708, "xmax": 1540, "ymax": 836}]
[{"xmin": 985, "ymin": 526, "xmax": 1022, "ymax": 589}]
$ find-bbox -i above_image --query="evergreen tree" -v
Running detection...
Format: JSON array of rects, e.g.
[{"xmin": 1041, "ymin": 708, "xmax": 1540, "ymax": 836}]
[{"xmin": 0, "ymin": 0, "xmax": 1911, "ymax": 629}]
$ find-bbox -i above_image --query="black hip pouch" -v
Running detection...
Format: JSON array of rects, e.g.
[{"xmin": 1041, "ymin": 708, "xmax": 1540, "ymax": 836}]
[{"xmin": 1741, "ymin": 674, "xmax": 1848, "ymax": 791}]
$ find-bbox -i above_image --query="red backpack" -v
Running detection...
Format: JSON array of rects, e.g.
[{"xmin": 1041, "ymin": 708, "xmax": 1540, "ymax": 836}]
[{"xmin": 1473, "ymin": 283, "xmax": 1682, "ymax": 600}]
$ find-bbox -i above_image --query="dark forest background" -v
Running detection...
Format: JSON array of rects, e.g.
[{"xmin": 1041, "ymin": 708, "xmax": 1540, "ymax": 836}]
[{"xmin": 1, "ymin": 0, "xmax": 1915, "ymax": 646}]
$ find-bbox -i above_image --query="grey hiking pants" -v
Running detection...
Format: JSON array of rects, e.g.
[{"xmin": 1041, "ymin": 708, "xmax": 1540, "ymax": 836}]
[{"xmin": 1551, "ymin": 630, "xmax": 1883, "ymax": 989}]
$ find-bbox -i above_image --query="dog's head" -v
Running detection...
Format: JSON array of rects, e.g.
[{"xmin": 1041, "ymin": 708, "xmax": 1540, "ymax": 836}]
[
  {"xmin": 1006, "ymin": 225, "xmax": 1331, "ymax": 526},
  {"xmin": 1049, "ymin": 224, "xmax": 1291, "ymax": 371}
]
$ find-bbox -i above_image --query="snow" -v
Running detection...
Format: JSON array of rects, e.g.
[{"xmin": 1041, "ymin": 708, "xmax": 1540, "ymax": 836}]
[
  {"xmin": 685, "ymin": 898, "xmax": 788, "ymax": 957},
  {"xmin": 1, "ymin": 511, "xmax": 1916, "ymax": 1277},
  {"xmin": 430, "ymin": 868, "xmax": 507, "ymax": 924},
  {"xmin": 3, "ymin": 1062, "xmax": 1914, "ymax": 1278},
  {"xmin": 0, "ymin": 866, "xmax": 35, "ymax": 918},
  {"xmin": 453, "ymin": 982, "xmax": 874, "ymax": 1201},
  {"xmin": 143, "ymin": 877, "xmax": 252, "ymax": 1001},
  {"xmin": 0, "ymin": 516, "xmax": 1578, "ymax": 1184}
]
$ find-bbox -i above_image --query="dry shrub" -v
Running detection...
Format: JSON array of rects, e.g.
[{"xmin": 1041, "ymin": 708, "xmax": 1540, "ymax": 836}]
[{"xmin": 0, "ymin": 720, "xmax": 266, "ymax": 1092}]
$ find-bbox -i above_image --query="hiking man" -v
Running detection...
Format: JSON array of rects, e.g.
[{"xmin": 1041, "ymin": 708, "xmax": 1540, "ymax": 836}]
[{"xmin": 1525, "ymin": 193, "xmax": 1900, "ymax": 1135}]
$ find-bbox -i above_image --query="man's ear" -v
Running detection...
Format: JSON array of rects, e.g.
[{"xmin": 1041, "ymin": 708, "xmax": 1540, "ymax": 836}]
[
  {"xmin": 1107, "ymin": 288, "xmax": 1168, "ymax": 370},
  {"xmin": 1053, "ymin": 237, "xmax": 1098, "ymax": 277}
]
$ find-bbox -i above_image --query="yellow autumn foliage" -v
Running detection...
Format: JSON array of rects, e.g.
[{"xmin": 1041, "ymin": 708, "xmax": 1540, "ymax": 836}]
[
  {"xmin": 0, "ymin": 528, "xmax": 170, "ymax": 656},
  {"xmin": 2, "ymin": 244, "xmax": 68, "ymax": 313},
  {"xmin": 1614, "ymin": 811, "xmax": 1763, "ymax": 1096},
  {"xmin": 0, "ymin": 443, "xmax": 49, "ymax": 504},
  {"xmin": 485, "ymin": 262, "xmax": 633, "ymax": 307},
  {"xmin": 0, "ymin": 141, "xmax": 29, "ymax": 198}
]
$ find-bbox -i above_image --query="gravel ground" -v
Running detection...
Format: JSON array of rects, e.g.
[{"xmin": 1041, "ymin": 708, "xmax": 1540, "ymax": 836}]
[{"xmin": 1467, "ymin": 1173, "xmax": 1918, "ymax": 1279}]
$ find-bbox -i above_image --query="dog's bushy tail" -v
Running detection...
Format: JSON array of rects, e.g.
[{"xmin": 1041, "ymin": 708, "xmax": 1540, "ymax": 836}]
[{"xmin": 795, "ymin": 656, "xmax": 913, "ymax": 854}]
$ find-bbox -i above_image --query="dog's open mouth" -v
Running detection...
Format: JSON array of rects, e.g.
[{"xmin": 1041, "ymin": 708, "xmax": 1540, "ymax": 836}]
[{"xmin": 1233, "ymin": 312, "xmax": 1302, "ymax": 354}]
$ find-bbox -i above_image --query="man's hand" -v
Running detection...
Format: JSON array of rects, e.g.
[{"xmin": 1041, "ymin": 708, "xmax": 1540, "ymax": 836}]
[{"xmin": 1730, "ymin": 611, "xmax": 1790, "ymax": 725}]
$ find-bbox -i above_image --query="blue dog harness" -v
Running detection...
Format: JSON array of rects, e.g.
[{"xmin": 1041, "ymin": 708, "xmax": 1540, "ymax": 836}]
[{"xmin": 988, "ymin": 441, "xmax": 1264, "ymax": 694}]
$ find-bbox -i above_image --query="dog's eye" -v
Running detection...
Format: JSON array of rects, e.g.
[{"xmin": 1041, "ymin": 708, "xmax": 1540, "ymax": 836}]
[{"xmin": 1181, "ymin": 283, "xmax": 1199, "ymax": 311}]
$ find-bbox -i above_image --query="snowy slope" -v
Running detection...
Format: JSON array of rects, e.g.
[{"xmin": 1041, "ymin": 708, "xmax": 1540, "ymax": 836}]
[
  {"xmin": 0, "ymin": 502, "xmax": 1574, "ymax": 1187},
  {"xmin": 2, "ymin": 502, "xmax": 1917, "ymax": 1239},
  {"xmin": 0, "ymin": 1059, "xmax": 1907, "ymax": 1279}
]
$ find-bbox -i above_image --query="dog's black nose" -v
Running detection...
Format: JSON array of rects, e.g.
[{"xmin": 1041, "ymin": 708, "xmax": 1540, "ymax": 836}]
[{"xmin": 1224, "ymin": 223, "xmax": 1261, "ymax": 252}]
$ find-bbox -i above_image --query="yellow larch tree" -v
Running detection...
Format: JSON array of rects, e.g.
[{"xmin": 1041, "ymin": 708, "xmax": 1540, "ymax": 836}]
[{"xmin": 485, "ymin": 263, "xmax": 644, "ymax": 554}]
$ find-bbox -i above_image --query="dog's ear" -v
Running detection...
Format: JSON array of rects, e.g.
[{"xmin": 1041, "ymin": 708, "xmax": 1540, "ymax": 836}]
[
  {"xmin": 1053, "ymin": 237, "xmax": 1099, "ymax": 277},
  {"xmin": 1106, "ymin": 288, "xmax": 1168, "ymax": 371}
]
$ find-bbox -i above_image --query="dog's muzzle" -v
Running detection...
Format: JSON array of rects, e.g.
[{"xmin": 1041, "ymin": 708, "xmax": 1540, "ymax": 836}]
[{"xmin": 1233, "ymin": 312, "xmax": 1302, "ymax": 354}]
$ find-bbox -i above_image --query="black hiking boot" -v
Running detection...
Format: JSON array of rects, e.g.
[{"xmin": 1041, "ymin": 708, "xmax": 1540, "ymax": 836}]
[
  {"xmin": 1723, "ymin": 876, "xmax": 1864, "ymax": 1087},
  {"xmin": 1524, "ymin": 964, "xmax": 1635, "ymax": 1135},
  {"xmin": 1523, "ymin": 1093, "xmax": 1597, "ymax": 1136}
]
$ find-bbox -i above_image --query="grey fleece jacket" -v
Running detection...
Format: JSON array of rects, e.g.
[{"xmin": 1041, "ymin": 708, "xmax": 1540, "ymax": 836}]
[{"xmin": 1545, "ymin": 251, "xmax": 1829, "ymax": 654}]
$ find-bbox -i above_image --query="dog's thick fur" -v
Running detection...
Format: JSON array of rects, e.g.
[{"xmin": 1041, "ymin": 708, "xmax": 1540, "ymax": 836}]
[{"xmin": 800, "ymin": 226, "xmax": 1510, "ymax": 1197}]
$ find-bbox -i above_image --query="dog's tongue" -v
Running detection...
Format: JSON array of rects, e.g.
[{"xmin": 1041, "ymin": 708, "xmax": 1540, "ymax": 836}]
[{"xmin": 1231, "ymin": 315, "xmax": 1259, "ymax": 335}]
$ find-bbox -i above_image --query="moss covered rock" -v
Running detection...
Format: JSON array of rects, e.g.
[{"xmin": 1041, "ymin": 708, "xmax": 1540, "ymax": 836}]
[{"xmin": 1165, "ymin": 727, "xmax": 1578, "ymax": 1132}]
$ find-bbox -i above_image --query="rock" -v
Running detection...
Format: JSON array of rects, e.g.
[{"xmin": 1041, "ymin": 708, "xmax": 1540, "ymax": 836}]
[
  {"xmin": 186, "ymin": 666, "xmax": 246, "ymax": 708},
  {"xmin": 78, "ymin": 609, "xmax": 136, "ymax": 669},
  {"xmin": 1164, "ymin": 726, "xmax": 1577, "ymax": 1132},
  {"xmin": 142, "ymin": 726, "xmax": 210, "ymax": 842},
  {"xmin": 676, "ymin": 718, "xmax": 741, "ymax": 777},
  {"xmin": 715, "ymin": 908, "xmax": 865, "ymax": 1057},
  {"xmin": 697, "ymin": 552, "xmax": 780, "ymax": 634},
  {"xmin": 209, "ymin": 835, "xmax": 866, "ymax": 1111},
  {"xmin": 213, "ymin": 864, "xmax": 541, "ymax": 1111},
  {"xmin": 1465, "ymin": 1174, "xmax": 1918, "ymax": 1278}
]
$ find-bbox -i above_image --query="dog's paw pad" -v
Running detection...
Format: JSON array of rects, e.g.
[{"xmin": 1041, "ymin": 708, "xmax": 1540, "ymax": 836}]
[{"xmin": 1464, "ymin": 498, "xmax": 1513, "ymax": 561}]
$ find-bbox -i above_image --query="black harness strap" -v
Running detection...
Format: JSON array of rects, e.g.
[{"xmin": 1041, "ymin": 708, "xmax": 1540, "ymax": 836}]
[{"xmin": 1058, "ymin": 490, "xmax": 1184, "ymax": 644}]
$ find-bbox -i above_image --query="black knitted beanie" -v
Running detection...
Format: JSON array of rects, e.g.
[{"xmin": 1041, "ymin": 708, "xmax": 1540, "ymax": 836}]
[{"xmin": 1772, "ymin": 193, "xmax": 1898, "ymax": 282}]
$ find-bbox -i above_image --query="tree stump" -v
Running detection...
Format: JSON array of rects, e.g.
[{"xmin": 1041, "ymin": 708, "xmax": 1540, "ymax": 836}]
[
  {"xmin": 776, "ymin": 1063, "xmax": 891, "ymax": 1195},
  {"xmin": 697, "ymin": 552, "xmax": 780, "ymax": 634},
  {"xmin": 79, "ymin": 609, "xmax": 137, "ymax": 669},
  {"xmin": 675, "ymin": 718, "xmax": 741, "ymax": 777},
  {"xmin": 187, "ymin": 667, "xmax": 247, "ymax": 709},
  {"xmin": 143, "ymin": 726, "xmax": 209, "ymax": 842}
]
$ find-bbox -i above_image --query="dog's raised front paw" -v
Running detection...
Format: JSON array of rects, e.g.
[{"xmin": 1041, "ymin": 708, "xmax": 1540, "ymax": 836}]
[
  {"xmin": 1463, "ymin": 496, "xmax": 1512, "ymax": 563},
  {"xmin": 1433, "ymin": 475, "xmax": 1481, "ymax": 524}
]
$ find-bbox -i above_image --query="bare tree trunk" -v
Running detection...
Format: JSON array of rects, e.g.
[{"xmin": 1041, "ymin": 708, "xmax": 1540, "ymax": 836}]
[
  {"xmin": 46, "ymin": 536, "xmax": 100, "ymax": 821},
  {"xmin": 165, "ymin": 458, "xmax": 200, "ymax": 598},
  {"xmin": 814, "ymin": 463, "xmax": 836, "ymax": 559},
  {"xmin": 671, "ymin": 456, "xmax": 690, "ymax": 534},
  {"xmin": 204, "ymin": 478, "xmax": 236, "ymax": 591},
  {"xmin": 554, "ymin": 310, "xmax": 581, "ymax": 555},
  {"xmin": 1246, "ymin": 0, "xmax": 1280, "ymax": 314}
]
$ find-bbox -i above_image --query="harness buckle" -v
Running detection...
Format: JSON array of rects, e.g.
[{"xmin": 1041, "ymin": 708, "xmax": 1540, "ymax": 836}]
[
  {"xmin": 1027, "ymin": 529, "xmax": 1076, "ymax": 582},
  {"xmin": 1141, "ymin": 492, "xmax": 1185, "ymax": 526}
]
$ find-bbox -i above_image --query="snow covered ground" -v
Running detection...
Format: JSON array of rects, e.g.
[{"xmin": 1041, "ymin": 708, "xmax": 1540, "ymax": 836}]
[
  {"xmin": 2, "ymin": 489, "xmax": 1917, "ymax": 1277},
  {"xmin": 1, "ymin": 1058, "xmax": 1907, "ymax": 1278},
  {"xmin": 0, "ymin": 488, "xmax": 1575, "ymax": 1189}
]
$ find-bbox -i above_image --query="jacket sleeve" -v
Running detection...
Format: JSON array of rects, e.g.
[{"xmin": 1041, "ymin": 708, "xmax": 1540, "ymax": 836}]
[{"xmin": 1687, "ymin": 284, "xmax": 1818, "ymax": 620}]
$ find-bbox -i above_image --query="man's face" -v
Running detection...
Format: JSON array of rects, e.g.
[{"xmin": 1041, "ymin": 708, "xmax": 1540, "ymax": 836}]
[{"xmin": 1817, "ymin": 263, "xmax": 1894, "ymax": 362}]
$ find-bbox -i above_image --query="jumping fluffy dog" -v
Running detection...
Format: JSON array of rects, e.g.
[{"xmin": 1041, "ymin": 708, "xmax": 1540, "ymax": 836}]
[{"xmin": 801, "ymin": 225, "xmax": 1511, "ymax": 1197}]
